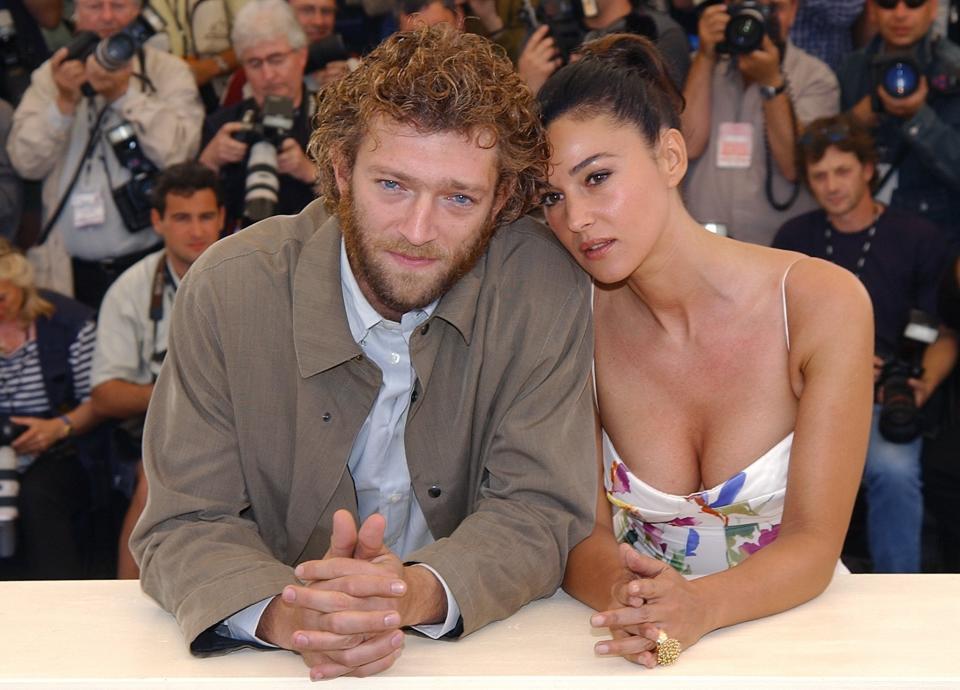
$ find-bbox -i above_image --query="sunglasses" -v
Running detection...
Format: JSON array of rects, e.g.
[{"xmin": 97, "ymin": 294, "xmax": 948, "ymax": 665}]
[
  {"xmin": 799, "ymin": 122, "xmax": 851, "ymax": 148},
  {"xmin": 873, "ymin": 0, "xmax": 928, "ymax": 9}
]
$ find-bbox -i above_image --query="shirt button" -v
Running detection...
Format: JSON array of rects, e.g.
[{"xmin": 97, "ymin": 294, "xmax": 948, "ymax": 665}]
[
  {"xmin": 428, "ymin": 484, "xmax": 441, "ymax": 498},
  {"xmin": 920, "ymin": 201, "xmax": 929, "ymax": 212},
  {"xmin": 908, "ymin": 125, "xmax": 920, "ymax": 137},
  {"xmin": 411, "ymin": 388, "xmax": 419, "ymax": 403},
  {"xmin": 420, "ymin": 323, "xmax": 430, "ymax": 335},
  {"xmin": 390, "ymin": 352, "xmax": 401, "ymax": 364},
  {"xmin": 354, "ymin": 354, "xmax": 364, "ymax": 362}
]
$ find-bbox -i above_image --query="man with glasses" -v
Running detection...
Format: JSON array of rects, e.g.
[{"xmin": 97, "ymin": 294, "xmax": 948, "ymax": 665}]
[
  {"xmin": 774, "ymin": 114, "xmax": 949, "ymax": 573},
  {"xmin": 838, "ymin": 0, "xmax": 960, "ymax": 245},
  {"xmin": 681, "ymin": 0, "xmax": 838, "ymax": 247},
  {"xmin": 198, "ymin": 0, "xmax": 315, "ymax": 230},
  {"xmin": 7, "ymin": 0, "xmax": 203, "ymax": 308}
]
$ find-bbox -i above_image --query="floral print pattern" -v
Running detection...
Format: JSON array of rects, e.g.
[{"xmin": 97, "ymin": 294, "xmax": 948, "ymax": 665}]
[{"xmin": 604, "ymin": 431, "xmax": 793, "ymax": 577}]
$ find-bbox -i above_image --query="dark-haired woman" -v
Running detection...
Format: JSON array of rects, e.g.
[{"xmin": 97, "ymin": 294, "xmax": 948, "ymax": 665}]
[{"xmin": 537, "ymin": 34, "xmax": 874, "ymax": 667}]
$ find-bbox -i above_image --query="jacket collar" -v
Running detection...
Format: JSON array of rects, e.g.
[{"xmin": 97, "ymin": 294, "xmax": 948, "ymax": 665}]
[{"xmin": 291, "ymin": 200, "xmax": 487, "ymax": 377}]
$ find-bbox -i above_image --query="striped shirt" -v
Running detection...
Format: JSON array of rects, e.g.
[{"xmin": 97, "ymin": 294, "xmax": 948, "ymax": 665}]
[{"xmin": 0, "ymin": 321, "xmax": 96, "ymax": 417}]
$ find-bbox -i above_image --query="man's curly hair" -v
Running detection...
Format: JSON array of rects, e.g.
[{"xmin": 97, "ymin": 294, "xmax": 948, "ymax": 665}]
[{"xmin": 307, "ymin": 26, "xmax": 548, "ymax": 226}]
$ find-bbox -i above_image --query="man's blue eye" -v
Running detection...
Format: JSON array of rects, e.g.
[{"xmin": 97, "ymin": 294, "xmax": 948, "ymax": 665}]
[
  {"xmin": 450, "ymin": 194, "xmax": 472, "ymax": 206},
  {"xmin": 380, "ymin": 180, "xmax": 400, "ymax": 190}
]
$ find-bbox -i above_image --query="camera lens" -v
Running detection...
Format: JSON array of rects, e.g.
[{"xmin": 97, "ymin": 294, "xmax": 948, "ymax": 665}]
[
  {"xmin": 97, "ymin": 32, "xmax": 136, "ymax": 71},
  {"xmin": 725, "ymin": 10, "xmax": 765, "ymax": 53},
  {"xmin": 882, "ymin": 60, "xmax": 920, "ymax": 98}
]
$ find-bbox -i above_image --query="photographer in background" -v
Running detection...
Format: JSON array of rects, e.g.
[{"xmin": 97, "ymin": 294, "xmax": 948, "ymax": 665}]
[
  {"xmin": 683, "ymin": 0, "xmax": 839, "ymax": 247},
  {"xmin": 198, "ymin": 0, "xmax": 314, "ymax": 231},
  {"xmin": 0, "ymin": 241, "xmax": 104, "ymax": 581},
  {"xmin": 839, "ymin": 0, "xmax": 960, "ymax": 246},
  {"xmin": 91, "ymin": 162, "xmax": 223, "ymax": 580},
  {"xmin": 517, "ymin": 0, "xmax": 690, "ymax": 94},
  {"xmin": 6, "ymin": 0, "xmax": 203, "ymax": 309},
  {"xmin": 774, "ymin": 114, "xmax": 949, "ymax": 573}
]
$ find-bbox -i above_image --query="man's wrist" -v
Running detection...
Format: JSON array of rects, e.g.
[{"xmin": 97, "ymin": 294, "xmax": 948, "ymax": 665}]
[
  {"xmin": 399, "ymin": 564, "xmax": 446, "ymax": 628},
  {"xmin": 254, "ymin": 595, "xmax": 288, "ymax": 647}
]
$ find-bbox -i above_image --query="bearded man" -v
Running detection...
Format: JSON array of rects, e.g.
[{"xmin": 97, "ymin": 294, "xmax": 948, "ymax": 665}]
[{"xmin": 131, "ymin": 26, "xmax": 596, "ymax": 681}]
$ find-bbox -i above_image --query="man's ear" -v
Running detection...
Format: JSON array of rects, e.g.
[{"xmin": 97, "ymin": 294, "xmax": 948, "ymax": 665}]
[
  {"xmin": 657, "ymin": 128, "xmax": 688, "ymax": 190},
  {"xmin": 331, "ymin": 148, "xmax": 351, "ymax": 197},
  {"xmin": 150, "ymin": 208, "xmax": 164, "ymax": 238}
]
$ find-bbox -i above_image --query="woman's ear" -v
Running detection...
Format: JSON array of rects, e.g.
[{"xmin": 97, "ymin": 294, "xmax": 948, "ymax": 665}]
[{"xmin": 657, "ymin": 128, "xmax": 688, "ymax": 190}]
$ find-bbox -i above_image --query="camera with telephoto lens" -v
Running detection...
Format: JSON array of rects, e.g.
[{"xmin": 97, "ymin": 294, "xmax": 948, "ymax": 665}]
[
  {"xmin": 63, "ymin": 3, "xmax": 165, "ymax": 71},
  {"xmin": 305, "ymin": 34, "xmax": 350, "ymax": 74},
  {"xmin": 0, "ymin": 418, "xmax": 27, "ymax": 559},
  {"xmin": 106, "ymin": 122, "xmax": 158, "ymax": 232},
  {"xmin": 869, "ymin": 52, "xmax": 923, "ymax": 112},
  {"xmin": 231, "ymin": 95, "xmax": 295, "ymax": 224},
  {"xmin": 878, "ymin": 310, "xmax": 939, "ymax": 444}
]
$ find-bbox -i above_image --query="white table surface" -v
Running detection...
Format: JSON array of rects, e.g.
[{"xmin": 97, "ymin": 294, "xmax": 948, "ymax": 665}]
[{"xmin": 1, "ymin": 574, "xmax": 958, "ymax": 688}]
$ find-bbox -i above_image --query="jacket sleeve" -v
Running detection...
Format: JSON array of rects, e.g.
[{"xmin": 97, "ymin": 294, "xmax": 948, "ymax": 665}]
[
  {"xmin": 409, "ymin": 247, "xmax": 598, "ymax": 636},
  {"xmin": 0, "ymin": 100, "xmax": 22, "ymax": 235},
  {"xmin": 131, "ymin": 267, "xmax": 299, "ymax": 652},
  {"xmin": 6, "ymin": 61, "xmax": 76, "ymax": 180},
  {"xmin": 115, "ymin": 49, "xmax": 204, "ymax": 168},
  {"xmin": 899, "ymin": 103, "xmax": 960, "ymax": 191}
]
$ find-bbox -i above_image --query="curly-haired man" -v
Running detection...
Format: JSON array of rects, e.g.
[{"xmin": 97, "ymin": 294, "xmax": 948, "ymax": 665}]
[{"xmin": 131, "ymin": 26, "xmax": 596, "ymax": 679}]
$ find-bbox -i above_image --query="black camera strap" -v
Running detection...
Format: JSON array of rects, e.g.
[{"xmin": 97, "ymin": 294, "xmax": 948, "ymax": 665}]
[
  {"xmin": 149, "ymin": 253, "xmax": 176, "ymax": 367},
  {"xmin": 36, "ymin": 101, "xmax": 110, "ymax": 246}
]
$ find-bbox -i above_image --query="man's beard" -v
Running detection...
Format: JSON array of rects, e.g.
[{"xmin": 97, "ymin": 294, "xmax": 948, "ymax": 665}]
[{"xmin": 338, "ymin": 189, "xmax": 498, "ymax": 318}]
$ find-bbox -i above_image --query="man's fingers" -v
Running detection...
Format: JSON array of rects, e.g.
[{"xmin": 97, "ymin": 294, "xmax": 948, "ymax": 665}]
[
  {"xmin": 295, "ymin": 556, "xmax": 389, "ymax": 581},
  {"xmin": 308, "ymin": 635, "xmax": 404, "ymax": 681},
  {"xmin": 290, "ymin": 629, "xmax": 365, "ymax": 653},
  {"xmin": 355, "ymin": 513, "xmax": 387, "ymax": 560},
  {"xmin": 313, "ymin": 608, "xmax": 402, "ymax": 636},
  {"xmin": 326, "ymin": 509, "xmax": 359, "ymax": 558},
  {"xmin": 306, "ymin": 573, "xmax": 407, "ymax": 598},
  {"xmin": 283, "ymin": 584, "xmax": 401, "ymax": 616}
]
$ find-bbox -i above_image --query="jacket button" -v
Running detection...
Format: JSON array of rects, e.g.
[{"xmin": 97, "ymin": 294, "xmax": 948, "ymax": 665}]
[
  {"xmin": 322, "ymin": 413, "xmax": 332, "ymax": 422},
  {"xmin": 428, "ymin": 485, "xmax": 441, "ymax": 498},
  {"xmin": 420, "ymin": 323, "xmax": 430, "ymax": 335}
]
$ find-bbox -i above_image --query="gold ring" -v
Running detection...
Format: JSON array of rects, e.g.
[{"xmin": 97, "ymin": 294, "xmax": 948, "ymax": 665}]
[{"xmin": 656, "ymin": 630, "xmax": 681, "ymax": 665}]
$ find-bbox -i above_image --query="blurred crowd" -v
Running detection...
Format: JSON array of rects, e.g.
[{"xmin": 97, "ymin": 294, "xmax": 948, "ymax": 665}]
[{"xmin": 0, "ymin": 0, "xmax": 959, "ymax": 580}]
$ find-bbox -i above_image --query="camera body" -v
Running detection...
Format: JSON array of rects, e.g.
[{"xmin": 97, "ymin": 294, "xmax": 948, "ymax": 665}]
[
  {"xmin": 716, "ymin": 0, "xmax": 780, "ymax": 55},
  {"xmin": 877, "ymin": 310, "xmax": 939, "ymax": 444},
  {"xmin": 520, "ymin": 0, "xmax": 599, "ymax": 64},
  {"xmin": 305, "ymin": 34, "xmax": 350, "ymax": 74},
  {"xmin": 232, "ymin": 95, "xmax": 295, "ymax": 223},
  {"xmin": 63, "ymin": 5, "xmax": 164, "ymax": 71},
  {"xmin": 870, "ymin": 51, "xmax": 923, "ymax": 111},
  {"xmin": 106, "ymin": 122, "xmax": 158, "ymax": 233},
  {"xmin": 0, "ymin": 418, "xmax": 27, "ymax": 559}
]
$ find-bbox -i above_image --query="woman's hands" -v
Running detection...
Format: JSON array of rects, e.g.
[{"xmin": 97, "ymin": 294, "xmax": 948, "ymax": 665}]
[{"xmin": 590, "ymin": 544, "xmax": 711, "ymax": 667}]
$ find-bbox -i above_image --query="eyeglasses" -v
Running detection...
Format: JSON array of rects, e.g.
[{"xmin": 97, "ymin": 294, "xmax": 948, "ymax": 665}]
[
  {"xmin": 798, "ymin": 122, "xmax": 851, "ymax": 148},
  {"xmin": 873, "ymin": 0, "xmax": 928, "ymax": 10},
  {"xmin": 243, "ymin": 49, "xmax": 295, "ymax": 72}
]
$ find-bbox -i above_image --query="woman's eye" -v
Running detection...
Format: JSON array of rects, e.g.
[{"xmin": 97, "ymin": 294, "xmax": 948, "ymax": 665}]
[
  {"xmin": 586, "ymin": 171, "xmax": 610, "ymax": 186},
  {"xmin": 541, "ymin": 191, "xmax": 562, "ymax": 207}
]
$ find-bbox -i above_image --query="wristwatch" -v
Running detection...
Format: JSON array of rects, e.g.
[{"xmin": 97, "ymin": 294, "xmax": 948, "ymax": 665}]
[{"xmin": 760, "ymin": 77, "xmax": 789, "ymax": 101}]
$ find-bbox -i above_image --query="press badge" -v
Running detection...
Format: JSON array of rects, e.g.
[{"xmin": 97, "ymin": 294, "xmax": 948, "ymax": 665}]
[
  {"xmin": 716, "ymin": 122, "xmax": 754, "ymax": 169},
  {"xmin": 71, "ymin": 191, "xmax": 105, "ymax": 228}
]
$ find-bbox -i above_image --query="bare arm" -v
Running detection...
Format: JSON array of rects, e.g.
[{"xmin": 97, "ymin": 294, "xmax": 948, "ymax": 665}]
[
  {"xmin": 688, "ymin": 260, "xmax": 873, "ymax": 632},
  {"xmin": 681, "ymin": 5, "xmax": 727, "ymax": 160},
  {"xmin": 91, "ymin": 379, "xmax": 153, "ymax": 419},
  {"xmin": 738, "ymin": 36, "xmax": 798, "ymax": 181},
  {"xmin": 562, "ymin": 414, "xmax": 625, "ymax": 610}
]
